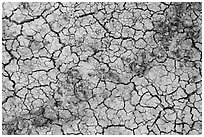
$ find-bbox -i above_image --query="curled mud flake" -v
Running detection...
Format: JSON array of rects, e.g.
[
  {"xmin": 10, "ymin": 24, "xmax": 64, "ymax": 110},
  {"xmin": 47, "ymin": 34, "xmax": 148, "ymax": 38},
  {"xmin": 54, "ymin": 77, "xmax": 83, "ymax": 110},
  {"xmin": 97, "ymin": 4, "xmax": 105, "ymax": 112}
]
[
  {"xmin": 125, "ymin": 57, "xmax": 132, "ymax": 63},
  {"xmin": 73, "ymin": 80, "xmax": 93, "ymax": 101},
  {"xmin": 129, "ymin": 61, "xmax": 140, "ymax": 72}
]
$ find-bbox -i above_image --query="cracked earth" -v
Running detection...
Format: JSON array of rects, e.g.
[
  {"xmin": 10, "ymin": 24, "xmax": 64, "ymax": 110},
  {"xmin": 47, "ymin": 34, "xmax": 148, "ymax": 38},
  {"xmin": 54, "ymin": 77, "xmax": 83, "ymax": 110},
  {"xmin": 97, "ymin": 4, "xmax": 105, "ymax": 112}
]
[{"xmin": 2, "ymin": 2, "xmax": 202, "ymax": 135}]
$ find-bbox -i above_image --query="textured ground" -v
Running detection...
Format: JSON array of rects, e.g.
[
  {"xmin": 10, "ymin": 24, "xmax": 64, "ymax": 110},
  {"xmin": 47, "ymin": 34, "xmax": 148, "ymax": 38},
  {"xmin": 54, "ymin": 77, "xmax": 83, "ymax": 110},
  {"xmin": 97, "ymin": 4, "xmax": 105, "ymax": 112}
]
[{"xmin": 2, "ymin": 2, "xmax": 202, "ymax": 135}]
